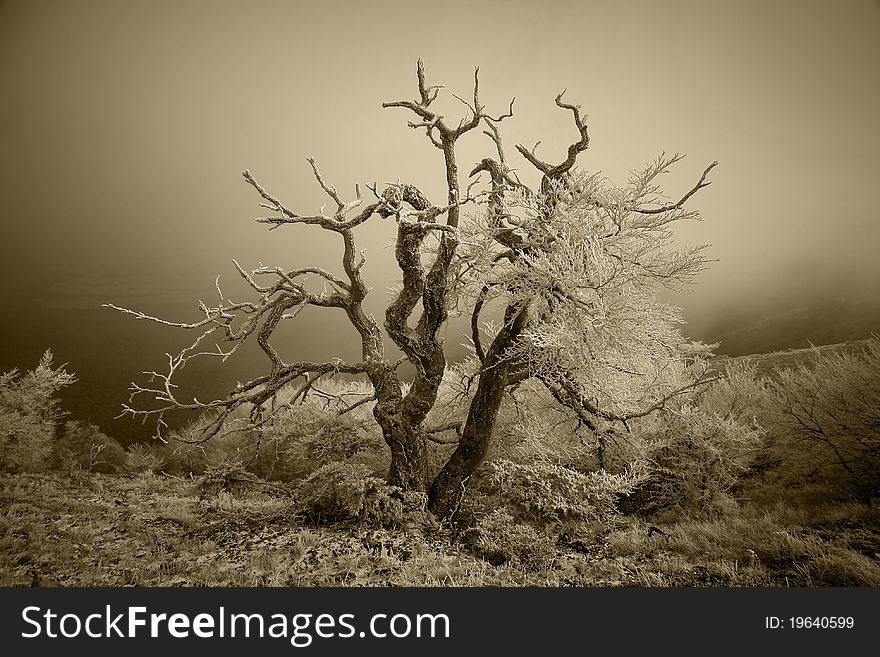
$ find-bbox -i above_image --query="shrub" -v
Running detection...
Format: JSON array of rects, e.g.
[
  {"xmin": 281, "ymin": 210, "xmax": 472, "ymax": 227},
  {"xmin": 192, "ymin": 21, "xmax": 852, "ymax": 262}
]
[
  {"xmin": 258, "ymin": 401, "xmax": 387, "ymax": 481},
  {"xmin": 196, "ymin": 462, "xmax": 265, "ymax": 497},
  {"xmin": 624, "ymin": 405, "xmax": 764, "ymax": 514},
  {"xmin": 462, "ymin": 509, "xmax": 555, "ymax": 571},
  {"xmin": 124, "ymin": 443, "xmax": 165, "ymax": 474},
  {"xmin": 698, "ymin": 360, "xmax": 772, "ymax": 424},
  {"xmin": 481, "ymin": 459, "xmax": 642, "ymax": 528},
  {"xmin": 359, "ymin": 483, "xmax": 407, "ymax": 529},
  {"xmin": 159, "ymin": 377, "xmax": 389, "ymax": 483},
  {"xmin": 52, "ymin": 420, "xmax": 127, "ymax": 474},
  {"xmin": 0, "ymin": 350, "xmax": 76, "ymax": 472},
  {"xmin": 151, "ymin": 410, "xmax": 262, "ymax": 477},
  {"xmin": 460, "ymin": 458, "xmax": 642, "ymax": 545},
  {"xmin": 146, "ymin": 416, "xmax": 216, "ymax": 477},
  {"xmin": 155, "ymin": 440, "xmax": 209, "ymax": 477},
  {"xmin": 294, "ymin": 461, "xmax": 404, "ymax": 527},
  {"xmin": 766, "ymin": 337, "xmax": 880, "ymax": 496}
]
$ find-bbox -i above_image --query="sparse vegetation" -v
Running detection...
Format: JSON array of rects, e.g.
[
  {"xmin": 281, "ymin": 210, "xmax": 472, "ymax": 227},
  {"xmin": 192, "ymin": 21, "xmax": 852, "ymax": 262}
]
[
  {"xmin": 2, "ymin": 467, "xmax": 877, "ymax": 587},
  {"xmin": 3, "ymin": 335, "xmax": 879, "ymax": 587}
]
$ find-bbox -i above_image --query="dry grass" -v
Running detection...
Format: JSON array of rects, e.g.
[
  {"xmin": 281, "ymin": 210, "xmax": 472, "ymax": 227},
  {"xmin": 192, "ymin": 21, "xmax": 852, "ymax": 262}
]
[{"xmin": 2, "ymin": 470, "xmax": 878, "ymax": 587}]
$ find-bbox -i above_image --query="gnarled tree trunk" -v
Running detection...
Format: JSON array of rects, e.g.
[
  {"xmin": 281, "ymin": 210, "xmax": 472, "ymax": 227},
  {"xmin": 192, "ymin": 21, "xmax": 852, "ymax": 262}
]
[{"xmin": 428, "ymin": 304, "xmax": 529, "ymax": 519}]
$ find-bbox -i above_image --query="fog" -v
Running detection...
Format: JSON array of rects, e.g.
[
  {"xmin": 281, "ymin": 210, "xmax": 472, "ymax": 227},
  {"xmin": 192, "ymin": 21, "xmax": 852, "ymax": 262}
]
[{"xmin": 2, "ymin": 0, "xmax": 879, "ymax": 441}]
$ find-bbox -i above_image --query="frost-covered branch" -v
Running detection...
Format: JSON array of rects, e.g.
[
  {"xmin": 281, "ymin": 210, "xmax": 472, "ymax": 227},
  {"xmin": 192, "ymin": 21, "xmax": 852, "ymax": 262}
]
[{"xmin": 454, "ymin": 146, "xmax": 718, "ymax": 440}]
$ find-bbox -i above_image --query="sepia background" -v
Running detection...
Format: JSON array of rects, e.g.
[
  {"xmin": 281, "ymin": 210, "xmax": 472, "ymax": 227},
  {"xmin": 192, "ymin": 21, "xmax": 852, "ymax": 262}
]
[{"xmin": 2, "ymin": 0, "xmax": 879, "ymax": 443}]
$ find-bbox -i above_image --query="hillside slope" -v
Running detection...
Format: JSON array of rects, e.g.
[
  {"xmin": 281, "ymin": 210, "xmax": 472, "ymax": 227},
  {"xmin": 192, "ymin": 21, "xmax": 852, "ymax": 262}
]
[{"xmin": 709, "ymin": 338, "xmax": 875, "ymax": 379}]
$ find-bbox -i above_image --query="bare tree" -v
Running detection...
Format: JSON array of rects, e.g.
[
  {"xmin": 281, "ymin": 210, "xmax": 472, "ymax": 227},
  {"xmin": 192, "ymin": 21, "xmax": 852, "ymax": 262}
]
[{"xmin": 107, "ymin": 62, "xmax": 717, "ymax": 520}]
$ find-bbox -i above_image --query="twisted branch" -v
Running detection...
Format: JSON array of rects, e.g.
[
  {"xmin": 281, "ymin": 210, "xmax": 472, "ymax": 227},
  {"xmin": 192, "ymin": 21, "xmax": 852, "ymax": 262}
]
[{"xmin": 516, "ymin": 91, "xmax": 590, "ymax": 185}]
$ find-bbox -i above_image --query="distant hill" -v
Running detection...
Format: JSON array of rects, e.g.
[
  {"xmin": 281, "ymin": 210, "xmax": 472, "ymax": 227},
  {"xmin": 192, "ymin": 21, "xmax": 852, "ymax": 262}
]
[
  {"xmin": 690, "ymin": 295, "xmax": 880, "ymax": 358},
  {"xmin": 708, "ymin": 338, "xmax": 875, "ymax": 380}
]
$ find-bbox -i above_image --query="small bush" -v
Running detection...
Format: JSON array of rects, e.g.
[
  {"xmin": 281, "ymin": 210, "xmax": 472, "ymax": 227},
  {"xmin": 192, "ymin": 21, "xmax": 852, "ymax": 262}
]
[
  {"xmin": 196, "ymin": 462, "xmax": 264, "ymax": 497},
  {"xmin": 161, "ymin": 378, "xmax": 390, "ymax": 483},
  {"xmin": 124, "ymin": 443, "xmax": 165, "ymax": 474},
  {"xmin": 156, "ymin": 413, "xmax": 258, "ymax": 478},
  {"xmin": 623, "ymin": 405, "xmax": 764, "ymax": 514},
  {"xmin": 0, "ymin": 350, "xmax": 76, "ymax": 473},
  {"xmin": 462, "ymin": 509, "xmax": 555, "ymax": 571},
  {"xmin": 294, "ymin": 461, "xmax": 404, "ymax": 527},
  {"xmin": 480, "ymin": 459, "xmax": 642, "ymax": 529},
  {"xmin": 766, "ymin": 337, "xmax": 880, "ymax": 497},
  {"xmin": 258, "ymin": 402, "xmax": 387, "ymax": 481},
  {"xmin": 360, "ymin": 483, "xmax": 407, "ymax": 529},
  {"xmin": 153, "ymin": 439, "xmax": 208, "ymax": 477},
  {"xmin": 698, "ymin": 360, "xmax": 772, "ymax": 425},
  {"xmin": 52, "ymin": 420, "xmax": 127, "ymax": 474}
]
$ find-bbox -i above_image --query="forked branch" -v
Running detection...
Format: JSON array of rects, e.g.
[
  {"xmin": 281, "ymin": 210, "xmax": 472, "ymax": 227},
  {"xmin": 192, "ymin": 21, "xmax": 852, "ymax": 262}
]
[
  {"xmin": 516, "ymin": 91, "xmax": 590, "ymax": 184},
  {"xmin": 635, "ymin": 160, "xmax": 718, "ymax": 215},
  {"xmin": 245, "ymin": 159, "xmax": 384, "ymax": 232}
]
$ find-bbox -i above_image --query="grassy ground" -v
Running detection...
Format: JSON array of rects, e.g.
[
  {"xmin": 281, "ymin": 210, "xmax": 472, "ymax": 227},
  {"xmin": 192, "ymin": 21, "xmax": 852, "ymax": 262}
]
[{"xmin": 2, "ymin": 470, "xmax": 878, "ymax": 587}]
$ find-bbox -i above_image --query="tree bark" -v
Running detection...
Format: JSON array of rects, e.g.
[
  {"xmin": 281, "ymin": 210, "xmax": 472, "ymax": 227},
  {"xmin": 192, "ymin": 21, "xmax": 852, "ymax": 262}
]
[
  {"xmin": 428, "ymin": 304, "xmax": 529, "ymax": 519},
  {"xmin": 371, "ymin": 392, "xmax": 430, "ymax": 492},
  {"xmin": 384, "ymin": 421, "xmax": 430, "ymax": 492}
]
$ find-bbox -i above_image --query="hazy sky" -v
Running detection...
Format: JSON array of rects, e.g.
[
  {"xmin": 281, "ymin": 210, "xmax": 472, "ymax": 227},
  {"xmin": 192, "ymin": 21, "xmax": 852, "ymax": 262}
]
[{"xmin": 2, "ymin": 0, "xmax": 879, "ymax": 437}]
